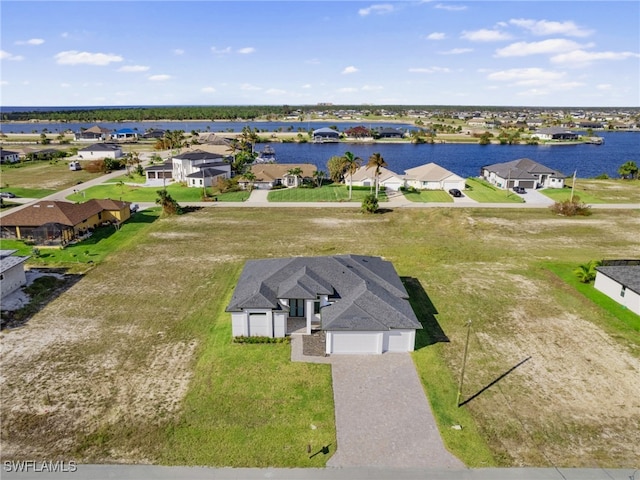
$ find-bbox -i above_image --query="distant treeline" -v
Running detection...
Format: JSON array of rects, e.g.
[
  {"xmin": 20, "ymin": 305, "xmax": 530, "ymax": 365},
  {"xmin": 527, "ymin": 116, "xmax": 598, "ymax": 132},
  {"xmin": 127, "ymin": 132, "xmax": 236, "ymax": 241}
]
[{"xmin": 0, "ymin": 104, "xmax": 589, "ymax": 122}]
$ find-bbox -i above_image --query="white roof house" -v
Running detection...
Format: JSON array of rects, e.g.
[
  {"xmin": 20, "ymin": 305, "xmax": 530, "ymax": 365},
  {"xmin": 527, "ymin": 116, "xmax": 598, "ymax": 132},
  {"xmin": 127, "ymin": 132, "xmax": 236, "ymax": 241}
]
[{"xmin": 404, "ymin": 163, "xmax": 466, "ymax": 191}]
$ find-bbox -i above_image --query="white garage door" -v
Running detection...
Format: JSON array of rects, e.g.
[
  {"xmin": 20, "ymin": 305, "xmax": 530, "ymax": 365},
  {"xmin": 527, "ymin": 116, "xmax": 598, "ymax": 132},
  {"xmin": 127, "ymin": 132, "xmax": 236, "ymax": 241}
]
[
  {"xmin": 384, "ymin": 330, "xmax": 413, "ymax": 352},
  {"xmin": 249, "ymin": 313, "xmax": 269, "ymax": 336},
  {"xmin": 330, "ymin": 331, "xmax": 381, "ymax": 354}
]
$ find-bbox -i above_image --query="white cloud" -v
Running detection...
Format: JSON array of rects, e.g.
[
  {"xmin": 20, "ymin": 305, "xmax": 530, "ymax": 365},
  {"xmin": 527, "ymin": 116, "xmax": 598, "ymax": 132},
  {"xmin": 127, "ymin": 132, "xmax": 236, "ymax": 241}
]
[
  {"xmin": 237, "ymin": 47, "xmax": 255, "ymax": 54},
  {"xmin": 0, "ymin": 80, "xmax": 8, "ymax": 86},
  {"xmin": 0, "ymin": 50, "xmax": 24, "ymax": 61},
  {"xmin": 362, "ymin": 84, "xmax": 384, "ymax": 91},
  {"xmin": 509, "ymin": 18, "xmax": 593, "ymax": 37},
  {"xmin": 16, "ymin": 38, "xmax": 45, "ymax": 46},
  {"xmin": 426, "ymin": 32, "xmax": 446, "ymax": 40},
  {"xmin": 434, "ymin": 3, "xmax": 467, "ymax": 11},
  {"xmin": 240, "ymin": 83, "xmax": 262, "ymax": 91},
  {"xmin": 305, "ymin": 58, "xmax": 321, "ymax": 65},
  {"xmin": 118, "ymin": 65, "xmax": 150, "ymax": 72},
  {"xmin": 302, "ymin": 84, "xmax": 312, "ymax": 89},
  {"xmin": 342, "ymin": 66, "xmax": 359, "ymax": 74},
  {"xmin": 408, "ymin": 66, "xmax": 451, "ymax": 73},
  {"xmin": 338, "ymin": 87, "xmax": 358, "ymax": 93},
  {"xmin": 60, "ymin": 83, "xmax": 71, "ymax": 88},
  {"xmin": 550, "ymin": 49, "xmax": 640, "ymax": 67},
  {"xmin": 201, "ymin": 86, "xmax": 216, "ymax": 93},
  {"xmin": 172, "ymin": 49, "xmax": 185, "ymax": 55},
  {"xmin": 148, "ymin": 74, "xmax": 171, "ymax": 81},
  {"xmin": 461, "ymin": 29, "xmax": 511, "ymax": 42},
  {"xmin": 358, "ymin": 4, "xmax": 394, "ymax": 16},
  {"xmin": 438, "ymin": 48, "xmax": 473, "ymax": 55},
  {"xmin": 495, "ymin": 39, "xmax": 591, "ymax": 57},
  {"xmin": 266, "ymin": 88, "xmax": 287, "ymax": 95},
  {"xmin": 55, "ymin": 50, "xmax": 123, "ymax": 66},
  {"xmin": 211, "ymin": 46, "xmax": 232, "ymax": 55},
  {"xmin": 596, "ymin": 84, "xmax": 612, "ymax": 91},
  {"xmin": 487, "ymin": 67, "xmax": 566, "ymax": 87}
]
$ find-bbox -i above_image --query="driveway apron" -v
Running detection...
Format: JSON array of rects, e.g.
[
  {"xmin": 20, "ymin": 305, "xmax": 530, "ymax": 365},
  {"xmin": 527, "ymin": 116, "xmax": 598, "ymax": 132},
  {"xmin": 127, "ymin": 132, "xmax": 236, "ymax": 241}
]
[{"xmin": 327, "ymin": 353, "xmax": 464, "ymax": 469}]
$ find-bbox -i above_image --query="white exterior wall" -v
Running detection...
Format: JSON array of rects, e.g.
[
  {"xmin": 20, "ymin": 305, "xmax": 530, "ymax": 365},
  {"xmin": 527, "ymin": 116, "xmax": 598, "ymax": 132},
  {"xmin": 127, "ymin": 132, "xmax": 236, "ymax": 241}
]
[
  {"xmin": 594, "ymin": 273, "xmax": 640, "ymax": 316},
  {"xmin": 231, "ymin": 309, "xmax": 280, "ymax": 337},
  {"xmin": 273, "ymin": 312, "xmax": 287, "ymax": 337},
  {"xmin": 326, "ymin": 329, "xmax": 417, "ymax": 354},
  {"xmin": 383, "ymin": 329, "xmax": 416, "ymax": 352},
  {"xmin": 0, "ymin": 265, "xmax": 27, "ymax": 299},
  {"xmin": 80, "ymin": 148, "xmax": 122, "ymax": 159},
  {"xmin": 442, "ymin": 179, "xmax": 466, "ymax": 191},
  {"xmin": 545, "ymin": 176, "xmax": 565, "ymax": 188}
]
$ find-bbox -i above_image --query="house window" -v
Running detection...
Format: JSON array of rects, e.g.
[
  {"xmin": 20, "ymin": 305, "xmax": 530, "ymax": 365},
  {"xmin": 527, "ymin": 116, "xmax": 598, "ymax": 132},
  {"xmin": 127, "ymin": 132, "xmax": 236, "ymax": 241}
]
[
  {"xmin": 314, "ymin": 301, "xmax": 321, "ymax": 314},
  {"xmin": 289, "ymin": 299, "xmax": 305, "ymax": 317},
  {"xmin": 621, "ymin": 286, "xmax": 626, "ymax": 298}
]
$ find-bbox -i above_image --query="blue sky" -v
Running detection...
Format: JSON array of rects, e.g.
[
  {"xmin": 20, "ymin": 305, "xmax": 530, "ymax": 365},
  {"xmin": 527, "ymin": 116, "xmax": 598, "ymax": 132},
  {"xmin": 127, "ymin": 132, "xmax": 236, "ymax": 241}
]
[{"xmin": 1, "ymin": 1, "xmax": 638, "ymax": 107}]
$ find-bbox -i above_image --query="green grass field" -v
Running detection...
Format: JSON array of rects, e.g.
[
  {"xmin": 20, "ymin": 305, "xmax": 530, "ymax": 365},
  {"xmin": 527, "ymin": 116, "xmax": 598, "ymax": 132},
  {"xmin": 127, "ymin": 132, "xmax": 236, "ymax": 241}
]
[
  {"xmin": 540, "ymin": 179, "xmax": 640, "ymax": 204},
  {"xmin": 0, "ymin": 161, "xmax": 103, "ymax": 195},
  {"xmin": 464, "ymin": 178, "xmax": 525, "ymax": 203},
  {"xmin": 268, "ymin": 184, "xmax": 387, "ymax": 202},
  {"xmin": 66, "ymin": 182, "xmax": 250, "ymax": 203},
  {"xmin": 402, "ymin": 189, "xmax": 454, "ymax": 202}
]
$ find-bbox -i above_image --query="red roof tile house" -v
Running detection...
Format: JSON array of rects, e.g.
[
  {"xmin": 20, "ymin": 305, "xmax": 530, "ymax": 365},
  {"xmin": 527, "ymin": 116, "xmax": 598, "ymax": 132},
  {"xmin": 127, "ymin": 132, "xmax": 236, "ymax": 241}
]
[{"xmin": 1, "ymin": 199, "xmax": 131, "ymax": 246}]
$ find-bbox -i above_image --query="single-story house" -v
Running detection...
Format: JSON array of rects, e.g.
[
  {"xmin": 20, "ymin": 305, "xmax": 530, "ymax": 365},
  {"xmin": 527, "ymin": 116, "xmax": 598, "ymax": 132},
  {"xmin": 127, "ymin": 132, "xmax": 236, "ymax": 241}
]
[
  {"xmin": 594, "ymin": 265, "xmax": 640, "ymax": 316},
  {"xmin": 376, "ymin": 127, "xmax": 405, "ymax": 139},
  {"xmin": 171, "ymin": 150, "xmax": 231, "ymax": 183},
  {"xmin": 0, "ymin": 149, "xmax": 20, "ymax": 164},
  {"xmin": 348, "ymin": 165, "xmax": 405, "ymax": 191},
  {"xmin": 312, "ymin": 128, "xmax": 340, "ymax": 143},
  {"xmin": 226, "ymin": 255, "xmax": 422, "ymax": 354},
  {"xmin": 78, "ymin": 143, "xmax": 123, "ymax": 159},
  {"xmin": 482, "ymin": 158, "xmax": 566, "ymax": 189},
  {"xmin": 404, "ymin": 163, "xmax": 466, "ymax": 191},
  {"xmin": 532, "ymin": 128, "xmax": 579, "ymax": 141},
  {"xmin": 22, "ymin": 147, "xmax": 63, "ymax": 162},
  {"xmin": 238, "ymin": 163, "xmax": 317, "ymax": 189},
  {"xmin": 141, "ymin": 129, "xmax": 167, "ymax": 139},
  {"xmin": 0, "ymin": 250, "xmax": 30, "ymax": 300},
  {"xmin": 0, "ymin": 199, "xmax": 131, "ymax": 246},
  {"xmin": 111, "ymin": 128, "xmax": 138, "ymax": 141},
  {"xmin": 74, "ymin": 125, "xmax": 111, "ymax": 142}
]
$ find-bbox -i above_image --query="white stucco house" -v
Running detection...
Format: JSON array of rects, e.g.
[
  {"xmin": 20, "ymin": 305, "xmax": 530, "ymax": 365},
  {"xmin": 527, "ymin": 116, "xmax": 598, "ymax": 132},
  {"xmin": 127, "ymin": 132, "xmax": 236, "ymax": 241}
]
[
  {"xmin": 0, "ymin": 250, "xmax": 30, "ymax": 300},
  {"xmin": 238, "ymin": 163, "xmax": 317, "ymax": 190},
  {"xmin": 226, "ymin": 255, "xmax": 422, "ymax": 355},
  {"xmin": 404, "ymin": 163, "xmax": 466, "ymax": 191},
  {"xmin": 0, "ymin": 149, "xmax": 21, "ymax": 164},
  {"xmin": 594, "ymin": 265, "xmax": 640, "ymax": 316},
  {"xmin": 348, "ymin": 165, "xmax": 405, "ymax": 191},
  {"xmin": 78, "ymin": 143, "xmax": 123, "ymax": 159},
  {"xmin": 482, "ymin": 158, "xmax": 566, "ymax": 190},
  {"xmin": 171, "ymin": 150, "xmax": 231, "ymax": 186}
]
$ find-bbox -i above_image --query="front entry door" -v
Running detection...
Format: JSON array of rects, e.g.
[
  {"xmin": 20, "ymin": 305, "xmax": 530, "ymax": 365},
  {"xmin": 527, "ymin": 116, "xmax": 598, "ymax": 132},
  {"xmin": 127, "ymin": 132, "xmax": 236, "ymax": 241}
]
[{"xmin": 290, "ymin": 299, "xmax": 305, "ymax": 317}]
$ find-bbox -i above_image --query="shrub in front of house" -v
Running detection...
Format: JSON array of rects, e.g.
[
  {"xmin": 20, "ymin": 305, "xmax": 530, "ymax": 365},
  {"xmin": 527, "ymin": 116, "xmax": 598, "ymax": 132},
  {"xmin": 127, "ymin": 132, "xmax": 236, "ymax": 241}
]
[{"xmin": 232, "ymin": 336, "xmax": 291, "ymax": 344}]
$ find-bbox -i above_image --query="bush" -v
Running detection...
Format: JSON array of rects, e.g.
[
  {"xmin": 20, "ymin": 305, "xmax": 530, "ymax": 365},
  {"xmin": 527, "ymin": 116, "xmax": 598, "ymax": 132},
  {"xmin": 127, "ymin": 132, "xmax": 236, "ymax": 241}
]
[
  {"xmin": 550, "ymin": 197, "xmax": 592, "ymax": 216},
  {"xmin": 593, "ymin": 173, "xmax": 609, "ymax": 180},
  {"xmin": 232, "ymin": 336, "xmax": 291, "ymax": 344},
  {"xmin": 361, "ymin": 193, "xmax": 379, "ymax": 213}
]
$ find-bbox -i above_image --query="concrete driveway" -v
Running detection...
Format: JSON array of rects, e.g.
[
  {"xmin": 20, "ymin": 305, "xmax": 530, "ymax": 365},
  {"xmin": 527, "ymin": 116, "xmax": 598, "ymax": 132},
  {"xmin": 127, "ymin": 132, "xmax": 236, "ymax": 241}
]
[{"xmin": 327, "ymin": 353, "xmax": 464, "ymax": 469}]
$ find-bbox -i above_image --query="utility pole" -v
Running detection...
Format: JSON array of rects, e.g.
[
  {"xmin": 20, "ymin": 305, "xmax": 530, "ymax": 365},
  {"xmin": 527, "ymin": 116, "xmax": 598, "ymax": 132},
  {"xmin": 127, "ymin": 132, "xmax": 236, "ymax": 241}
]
[{"xmin": 457, "ymin": 319, "xmax": 472, "ymax": 407}]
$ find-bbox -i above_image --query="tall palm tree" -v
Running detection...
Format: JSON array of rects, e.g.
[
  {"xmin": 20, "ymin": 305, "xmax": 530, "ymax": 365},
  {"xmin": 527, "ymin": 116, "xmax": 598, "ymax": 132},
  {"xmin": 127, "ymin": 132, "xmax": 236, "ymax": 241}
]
[
  {"xmin": 242, "ymin": 171, "xmax": 256, "ymax": 191},
  {"xmin": 342, "ymin": 151, "xmax": 362, "ymax": 200},
  {"xmin": 287, "ymin": 167, "xmax": 303, "ymax": 187},
  {"xmin": 313, "ymin": 170, "xmax": 325, "ymax": 188},
  {"xmin": 366, "ymin": 152, "xmax": 387, "ymax": 198}
]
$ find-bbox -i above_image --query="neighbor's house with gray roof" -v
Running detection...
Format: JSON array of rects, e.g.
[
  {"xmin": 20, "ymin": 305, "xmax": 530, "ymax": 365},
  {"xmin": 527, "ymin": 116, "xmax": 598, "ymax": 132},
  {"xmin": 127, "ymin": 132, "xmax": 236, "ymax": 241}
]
[
  {"xmin": 482, "ymin": 158, "xmax": 566, "ymax": 190},
  {"xmin": 594, "ymin": 264, "xmax": 640, "ymax": 316},
  {"xmin": 170, "ymin": 150, "xmax": 231, "ymax": 186},
  {"xmin": 1, "ymin": 148, "xmax": 21, "ymax": 164},
  {"xmin": 226, "ymin": 255, "xmax": 422, "ymax": 354},
  {"xmin": 531, "ymin": 128, "xmax": 579, "ymax": 141},
  {"xmin": 312, "ymin": 127, "xmax": 340, "ymax": 143},
  {"xmin": 0, "ymin": 250, "xmax": 30, "ymax": 300}
]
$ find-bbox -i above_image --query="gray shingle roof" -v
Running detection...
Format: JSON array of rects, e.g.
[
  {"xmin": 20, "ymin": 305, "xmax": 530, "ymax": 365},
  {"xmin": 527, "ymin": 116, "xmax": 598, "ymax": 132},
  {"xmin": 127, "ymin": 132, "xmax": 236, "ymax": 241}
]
[
  {"xmin": 483, "ymin": 158, "xmax": 566, "ymax": 180},
  {"xmin": 596, "ymin": 266, "xmax": 640, "ymax": 295},
  {"xmin": 226, "ymin": 255, "xmax": 422, "ymax": 331}
]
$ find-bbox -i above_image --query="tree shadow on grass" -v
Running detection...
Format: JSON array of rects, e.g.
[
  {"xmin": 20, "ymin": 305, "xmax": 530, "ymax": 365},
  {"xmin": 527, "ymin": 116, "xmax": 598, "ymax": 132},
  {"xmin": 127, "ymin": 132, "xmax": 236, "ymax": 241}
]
[{"xmin": 402, "ymin": 276, "xmax": 450, "ymax": 349}]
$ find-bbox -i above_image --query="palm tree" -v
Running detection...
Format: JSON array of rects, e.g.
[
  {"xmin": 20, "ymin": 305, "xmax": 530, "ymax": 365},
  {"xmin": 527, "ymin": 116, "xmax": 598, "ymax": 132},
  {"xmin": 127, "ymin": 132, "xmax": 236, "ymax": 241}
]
[
  {"xmin": 618, "ymin": 160, "xmax": 639, "ymax": 180},
  {"xmin": 287, "ymin": 167, "xmax": 303, "ymax": 187},
  {"xmin": 366, "ymin": 152, "xmax": 387, "ymax": 198},
  {"xmin": 342, "ymin": 151, "xmax": 362, "ymax": 200},
  {"xmin": 573, "ymin": 260, "xmax": 601, "ymax": 284},
  {"xmin": 242, "ymin": 171, "xmax": 256, "ymax": 191},
  {"xmin": 313, "ymin": 170, "xmax": 325, "ymax": 188}
]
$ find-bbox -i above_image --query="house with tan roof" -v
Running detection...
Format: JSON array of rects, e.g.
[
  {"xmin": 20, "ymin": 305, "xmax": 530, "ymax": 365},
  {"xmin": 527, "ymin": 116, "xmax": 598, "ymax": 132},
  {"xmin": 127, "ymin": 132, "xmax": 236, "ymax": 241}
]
[
  {"xmin": 0, "ymin": 199, "xmax": 131, "ymax": 246},
  {"xmin": 404, "ymin": 163, "xmax": 466, "ymax": 191},
  {"xmin": 238, "ymin": 163, "xmax": 317, "ymax": 189},
  {"xmin": 348, "ymin": 165, "xmax": 405, "ymax": 191},
  {"xmin": 74, "ymin": 125, "xmax": 112, "ymax": 142}
]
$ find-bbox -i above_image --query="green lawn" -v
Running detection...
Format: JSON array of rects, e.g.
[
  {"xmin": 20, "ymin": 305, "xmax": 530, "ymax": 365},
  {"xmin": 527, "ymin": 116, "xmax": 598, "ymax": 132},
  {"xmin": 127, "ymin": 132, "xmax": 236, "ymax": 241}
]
[
  {"xmin": 0, "ymin": 161, "xmax": 103, "ymax": 193},
  {"xmin": 0, "ymin": 186, "xmax": 57, "ymax": 199},
  {"xmin": 268, "ymin": 184, "xmax": 387, "ymax": 202},
  {"xmin": 464, "ymin": 178, "xmax": 525, "ymax": 203},
  {"xmin": 66, "ymin": 183, "xmax": 250, "ymax": 203},
  {"xmin": 402, "ymin": 189, "xmax": 454, "ymax": 203}
]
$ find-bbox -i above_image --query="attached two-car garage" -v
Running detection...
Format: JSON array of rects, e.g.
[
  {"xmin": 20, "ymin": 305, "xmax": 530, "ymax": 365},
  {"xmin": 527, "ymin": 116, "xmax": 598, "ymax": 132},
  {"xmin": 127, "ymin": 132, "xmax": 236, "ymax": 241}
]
[{"xmin": 326, "ymin": 329, "xmax": 416, "ymax": 355}]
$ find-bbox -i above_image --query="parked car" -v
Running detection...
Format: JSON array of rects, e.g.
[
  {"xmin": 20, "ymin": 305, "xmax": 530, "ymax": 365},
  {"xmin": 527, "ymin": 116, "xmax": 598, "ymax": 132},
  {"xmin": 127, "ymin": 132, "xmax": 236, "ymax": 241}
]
[
  {"xmin": 512, "ymin": 186, "xmax": 527, "ymax": 194},
  {"xmin": 0, "ymin": 192, "xmax": 16, "ymax": 198},
  {"xmin": 130, "ymin": 203, "xmax": 139, "ymax": 213},
  {"xmin": 448, "ymin": 188, "xmax": 463, "ymax": 198}
]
